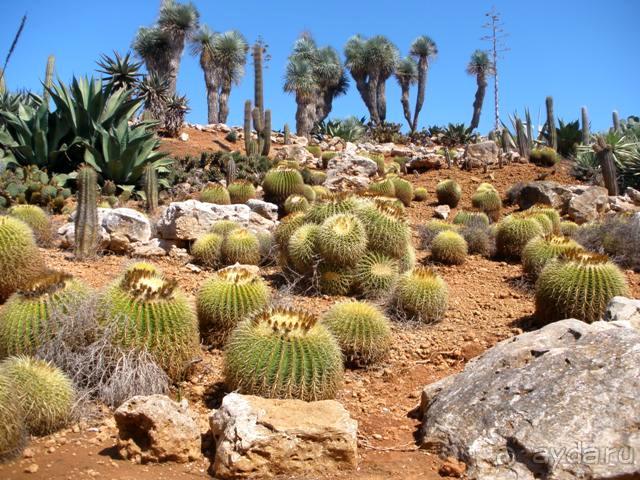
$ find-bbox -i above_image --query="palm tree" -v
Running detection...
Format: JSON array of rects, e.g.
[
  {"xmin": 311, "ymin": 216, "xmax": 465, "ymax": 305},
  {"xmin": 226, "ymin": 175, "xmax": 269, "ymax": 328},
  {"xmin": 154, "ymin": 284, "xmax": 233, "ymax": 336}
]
[
  {"xmin": 344, "ymin": 35, "xmax": 398, "ymax": 125},
  {"xmin": 190, "ymin": 26, "xmax": 219, "ymax": 123},
  {"xmin": 132, "ymin": 0, "xmax": 199, "ymax": 97},
  {"xmin": 212, "ymin": 31, "xmax": 248, "ymax": 124},
  {"xmin": 409, "ymin": 35, "xmax": 437, "ymax": 132},
  {"xmin": 284, "ymin": 56, "xmax": 317, "ymax": 138},
  {"xmin": 466, "ymin": 50, "xmax": 495, "ymax": 131},
  {"xmin": 395, "ymin": 57, "xmax": 418, "ymax": 130},
  {"xmin": 313, "ymin": 46, "xmax": 349, "ymax": 124}
]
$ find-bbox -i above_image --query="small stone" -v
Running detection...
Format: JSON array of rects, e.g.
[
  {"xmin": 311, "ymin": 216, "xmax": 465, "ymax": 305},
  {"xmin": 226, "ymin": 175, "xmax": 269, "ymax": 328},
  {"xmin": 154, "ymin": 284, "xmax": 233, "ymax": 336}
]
[
  {"xmin": 179, "ymin": 132, "xmax": 189, "ymax": 142},
  {"xmin": 23, "ymin": 448, "xmax": 35, "ymax": 458},
  {"xmin": 24, "ymin": 464, "xmax": 39, "ymax": 474},
  {"xmin": 434, "ymin": 204, "xmax": 451, "ymax": 219}
]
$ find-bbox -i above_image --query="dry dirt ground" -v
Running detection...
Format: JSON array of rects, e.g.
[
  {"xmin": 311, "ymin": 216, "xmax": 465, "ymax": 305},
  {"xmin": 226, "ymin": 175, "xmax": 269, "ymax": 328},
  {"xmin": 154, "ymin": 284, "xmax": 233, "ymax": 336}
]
[{"xmin": 2, "ymin": 130, "xmax": 639, "ymax": 480}]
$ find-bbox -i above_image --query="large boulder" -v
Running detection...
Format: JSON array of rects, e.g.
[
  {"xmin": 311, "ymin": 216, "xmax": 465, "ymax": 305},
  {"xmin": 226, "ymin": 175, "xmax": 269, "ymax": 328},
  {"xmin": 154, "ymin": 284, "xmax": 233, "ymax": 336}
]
[
  {"xmin": 567, "ymin": 185, "xmax": 609, "ymax": 223},
  {"xmin": 245, "ymin": 198, "xmax": 278, "ymax": 222},
  {"xmin": 464, "ymin": 141, "xmax": 499, "ymax": 169},
  {"xmin": 511, "ymin": 181, "xmax": 573, "ymax": 210},
  {"xmin": 603, "ymin": 296, "xmax": 640, "ymax": 331},
  {"xmin": 274, "ymin": 144, "xmax": 316, "ymax": 166},
  {"xmin": 209, "ymin": 393, "xmax": 358, "ymax": 479},
  {"xmin": 417, "ymin": 319, "xmax": 640, "ymax": 480},
  {"xmin": 406, "ymin": 153, "xmax": 444, "ymax": 172},
  {"xmin": 114, "ymin": 395, "xmax": 201, "ymax": 464},
  {"xmin": 157, "ymin": 200, "xmax": 277, "ymax": 242},
  {"xmin": 324, "ymin": 151, "xmax": 378, "ymax": 191}
]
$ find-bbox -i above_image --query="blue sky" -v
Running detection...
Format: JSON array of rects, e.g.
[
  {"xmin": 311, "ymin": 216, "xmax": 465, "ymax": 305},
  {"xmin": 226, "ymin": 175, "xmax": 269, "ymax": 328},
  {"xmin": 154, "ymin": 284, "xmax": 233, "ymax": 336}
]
[{"xmin": 1, "ymin": 0, "xmax": 638, "ymax": 134}]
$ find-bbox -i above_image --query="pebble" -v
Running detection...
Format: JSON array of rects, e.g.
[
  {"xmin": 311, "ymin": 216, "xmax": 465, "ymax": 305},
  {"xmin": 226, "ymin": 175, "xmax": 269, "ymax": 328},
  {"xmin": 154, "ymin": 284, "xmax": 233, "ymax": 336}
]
[
  {"xmin": 23, "ymin": 448, "xmax": 35, "ymax": 459},
  {"xmin": 24, "ymin": 464, "xmax": 39, "ymax": 473}
]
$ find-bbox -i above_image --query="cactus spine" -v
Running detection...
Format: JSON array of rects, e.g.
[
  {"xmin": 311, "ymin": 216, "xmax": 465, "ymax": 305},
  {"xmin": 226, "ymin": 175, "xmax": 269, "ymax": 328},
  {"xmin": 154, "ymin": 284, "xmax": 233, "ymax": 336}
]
[
  {"xmin": 283, "ymin": 123, "xmax": 290, "ymax": 145},
  {"xmin": 581, "ymin": 106, "xmax": 590, "ymax": 144},
  {"xmin": 74, "ymin": 166, "xmax": 99, "ymax": 259},
  {"xmin": 546, "ymin": 96, "xmax": 557, "ymax": 151},
  {"xmin": 142, "ymin": 164, "xmax": 158, "ymax": 213},
  {"xmin": 43, "ymin": 55, "xmax": 55, "ymax": 104},
  {"xmin": 612, "ymin": 110, "xmax": 621, "ymax": 132}
]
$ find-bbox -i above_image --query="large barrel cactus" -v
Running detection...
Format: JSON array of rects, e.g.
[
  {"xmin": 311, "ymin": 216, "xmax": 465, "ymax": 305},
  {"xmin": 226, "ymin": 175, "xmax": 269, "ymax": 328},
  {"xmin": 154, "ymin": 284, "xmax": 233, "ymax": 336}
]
[
  {"xmin": 395, "ymin": 267, "xmax": 448, "ymax": 323},
  {"xmin": 0, "ymin": 216, "xmax": 46, "ymax": 302},
  {"xmin": 227, "ymin": 180, "xmax": 257, "ymax": 204},
  {"xmin": 191, "ymin": 233, "xmax": 224, "ymax": 268},
  {"xmin": 262, "ymin": 167, "xmax": 304, "ymax": 204},
  {"xmin": 0, "ymin": 271, "xmax": 91, "ymax": 358},
  {"xmin": 318, "ymin": 213, "xmax": 367, "ymax": 267},
  {"xmin": 100, "ymin": 265, "xmax": 199, "ymax": 380},
  {"xmin": 224, "ymin": 308, "xmax": 344, "ymax": 400},
  {"xmin": 535, "ymin": 250, "xmax": 629, "ymax": 324},
  {"xmin": 436, "ymin": 179, "xmax": 462, "ymax": 208},
  {"xmin": 8, "ymin": 205, "xmax": 50, "ymax": 243},
  {"xmin": 495, "ymin": 214, "xmax": 544, "ymax": 259},
  {"xmin": 430, "ymin": 230, "xmax": 468, "ymax": 265},
  {"xmin": 357, "ymin": 203, "xmax": 410, "ymax": 259},
  {"xmin": 522, "ymin": 235, "xmax": 582, "ymax": 279},
  {"xmin": 201, "ymin": 184, "xmax": 231, "ymax": 205},
  {"xmin": 196, "ymin": 266, "xmax": 270, "ymax": 344},
  {"xmin": 0, "ymin": 373, "xmax": 25, "ymax": 460},
  {"xmin": 354, "ymin": 251, "xmax": 400, "ymax": 299},
  {"xmin": 222, "ymin": 228, "xmax": 261, "ymax": 265}
]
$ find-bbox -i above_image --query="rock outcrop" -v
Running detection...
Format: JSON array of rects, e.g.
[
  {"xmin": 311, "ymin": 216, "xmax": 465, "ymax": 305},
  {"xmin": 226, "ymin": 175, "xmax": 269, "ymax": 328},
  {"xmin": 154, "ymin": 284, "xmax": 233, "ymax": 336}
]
[
  {"xmin": 464, "ymin": 141, "xmax": 499, "ymax": 169},
  {"xmin": 209, "ymin": 393, "xmax": 358, "ymax": 479},
  {"xmin": 324, "ymin": 151, "xmax": 378, "ymax": 191},
  {"xmin": 417, "ymin": 319, "xmax": 640, "ymax": 480}
]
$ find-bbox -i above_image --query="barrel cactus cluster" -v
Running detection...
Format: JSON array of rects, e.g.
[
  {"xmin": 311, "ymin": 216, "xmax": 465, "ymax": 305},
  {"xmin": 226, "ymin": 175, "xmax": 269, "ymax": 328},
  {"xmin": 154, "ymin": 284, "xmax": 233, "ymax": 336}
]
[
  {"xmin": 435, "ymin": 179, "xmax": 462, "ymax": 208},
  {"xmin": 394, "ymin": 266, "xmax": 448, "ymax": 323},
  {"xmin": 471, "ymin": 183, "xmax": 502, "ymax": 221},
  {"xmin": 191, "ymin": 220, "xmax": 264, "ymax": 267},
  {"xmin": 495, "ymin": 213, "xmax": 545, "ymax": 259},
  {"xmin": 200, "ymin": 184, "xmax": 231, "ymax": 205},
  {"xmin": 521, "ymin": 235, "xmax": 582, "ymax": 279}
]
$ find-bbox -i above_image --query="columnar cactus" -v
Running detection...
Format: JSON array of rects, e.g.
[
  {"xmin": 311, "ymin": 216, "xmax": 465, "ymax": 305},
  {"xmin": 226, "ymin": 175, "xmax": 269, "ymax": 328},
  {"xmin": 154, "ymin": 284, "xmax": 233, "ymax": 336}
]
[
  {"xmin": 581, "ymin": 106, "xmax": 590, "ymax": 144},
  {"xmin": 196, "ymin": 266, "xmax": 270, "ymax": 344},
  {"xmin": 224, "ymin": 308, "xmax": 344, "ymax": 400},
  {"xmin": 142, "ymin": 164, "xmax": 158, "ymax": 213},
  {"xmin": 394, "ymin": 267, "xmax": 448, "ymax": 323},
  {"xmin": 0, "ymin": 356, "xmax": 74, "ymax": 435},
  {"xmin": 283, "ymin": 123, "xmax": 290, "ymax": 145},
  {"xmin": 43, "ymin": 55, "xmax": 55, "ymax": 103},
  {"xmin": 74, "ymin": 165, "xmax": 99, "ymax": 259},
  {"xmin": 546, "ymin": 96, "xmax": 557, "ymax": 150},
  {"xmin": 435, "ymin": 179, "xmax": 462, "ymax": 208},
  {"xmin": 243, "ymin": 100, "xmax": 252, "ymax": 154},
  {"xmin": 535, "ymin": 250, "xmax": 629, "ymax": 324},
  {"xmin": 612, "ymin": 110, "xmax": 621, "ymax": 132},
  {"xmin": 322, "ymin": 301, "xmax": 392, "ymax": 366}
]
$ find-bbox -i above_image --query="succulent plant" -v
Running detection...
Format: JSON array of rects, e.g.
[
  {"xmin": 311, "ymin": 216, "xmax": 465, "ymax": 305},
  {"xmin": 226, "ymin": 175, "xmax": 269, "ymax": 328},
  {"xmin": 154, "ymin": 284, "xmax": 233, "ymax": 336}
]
[
  {"xmin": 201, "ymin": 184, "xmax": 231, "ymax": 205},
  {"xmin": 460, "ymin": 226, "xmax": 492, "ymax": 256},
  {"xmin": 301, "ymin": 185, "xmax": 317, "ymax": 202},
  {"xmin": 529, "ymin": 147, "xmax": 558, "ymax": 167},
  {"xmin": 317, "ymin": 264, "xmax": 354, "ymax": 296},
  {"xmin": 284, "ymin": 194, "xmax": 310, "ymax": 214},
  {"xmin": 495, "ymin": 214, "xmax": 544, "ymax": 259},
  {"xmin": 303, "ymin": 194, "xmax": 359, "ymax": 224},
  {"xmin": 522, "ymin": 235, "xmax": 582, "ymax": 279},
  {"xmin": 196, "ymin": 266, "xmax": 270, "ymax": 344},
  {"xmin": 274, "ymin": 212, "xmax": 306, "ymax": 250},
  {"xmin": 0, "ymin": 216, "xmax": 46, "ymax": 302},
  {"xmin": 311, "ymin": 185, "xmax": 331, "ymax": 200},
  {"xmin": 0, "ymin": 356, "xmax": 74, "ymax": 435},
  {"xmin": 560, "ymin": 221, "xmax": 579, "ymax": 237},
  {"xmin": 262, "ymin": 167, "xmax": 305, "ymax": 204},
  {"xmin": 256, "ymin": 231, "xmax": 274, "ymax": 259},
  {"xmin": 431, "ymin": 230, "xmax": 468, "ymax": 265},
  {"xmin": 528, "ymin": 206, "xmax": 561, "ymax": 234},
  {"xmin": 222, "ymin": 228, "xmax": 261, "ymax": 265},
  {"xmin": 287, "ymin": 224, "xmax": 320, "ymax": 273},
  {"xmin": 100, "ymin": 265, "xmax": 199, "ymax": 380},
  {"xmin": 357, "ymin": 203, "xmax": 410, "ymax": 259},
  {"xmin": 142, "ymin": 163, "xmax": 159, "ymax": 213},
  {"xmin": 435, "ymin": 179, "xmax": 462, "ymax": 208},
  {"xmin": 453, "ymin": 211, "xmax": 490, "ymax": 228},
  {"xmin": 318, "ymin": 213, "xmax": 367, "ymax": 267},
  {"xmin": 0, "ymin": 372, "xmax": 25, "ymax": 460},
  {"xmin": 0, "ymin": 271, "xmax": 91, "ymax": 358},
  {"xmin": 321, "ymin": 151, "xmax": 337, "ymax": 168},
  {"xmin": 525, "ymin": 211, "xmax": 554, "ymax": 235},
  {"xmin": 354, "ymin": 251, "xmax": 400, "ymax": 298},
  {"xmin": 395, "ymin": 267, "xmax": 448, "ymax": 323},
  {"xmin": 322, "ymin": 301, "xmax": 392, "ymax": 365},
  {"xmin": 389, "ymin": 176, "xmax": 414, "ymax": 206},
  {"xmin": 368, "ymin": 179, "xmax": 396, "ymax": 197},
  {"xmin": 420, "ymin": 219, "xmax": 459, "ymax": 248},
  {"xmin": 227, "ymin": 180, "xmax": 257, "ymax": 204},
  {"xmin": 224, "ymin": 308, "xmax": 344, "ymax": 400},
  {"xmin": 8, "ymin": 205, "xmax": 50, "ymax": 242},
  {"xmin": 306, "ymin": 145, "xmax": 322, "ymax": 158},
  {"xmin": 210, "ymin": 220, "xmax": 241, "ymax": 237},
  {"xmin": 191, "ymin": 233, "xmax": 224, "ymax": 268},
  {"xmin": 399, "ymin": 243, "xmax": 416, "ymax": 272},
  {"xmin": 413, "ymin": 187, "xmax": 428, "ymax": 202},
  {"xmin": 74, "ymin": 165, "xmax": 99, "ymax": 259},
  {"xmin": 471, "ymin": 183, "xmax": 502, "ymax": 221},
  {"xmin": 535, "ymin": 250, "xmax": 629, "ymax": 324}
]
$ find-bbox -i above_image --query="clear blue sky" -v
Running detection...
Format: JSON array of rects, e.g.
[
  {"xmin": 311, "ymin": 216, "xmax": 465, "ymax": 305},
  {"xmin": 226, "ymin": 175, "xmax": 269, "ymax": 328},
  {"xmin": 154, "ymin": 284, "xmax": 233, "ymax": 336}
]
[{"xmin": 1, "ymin": 0, "xmax": 638, "ymax": 134}]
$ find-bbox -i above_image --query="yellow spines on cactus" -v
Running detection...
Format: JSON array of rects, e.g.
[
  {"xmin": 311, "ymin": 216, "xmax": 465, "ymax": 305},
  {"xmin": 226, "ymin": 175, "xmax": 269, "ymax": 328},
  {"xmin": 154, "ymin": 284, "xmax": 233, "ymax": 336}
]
[
  {"xmin": 222, "ymin": 228, "xmax": 261, "ymax": 265},
  {"xmin": 522, "ymin": 235, "xmax": 582, "ymax": 279},
  {"xmin": 430, "ymin": 230, "xmax": 468, "ymax": 265},
  {"xmin": 394, "ymin": 266, "xmax": 448, "ymax": 323},
  {"xmin": 435, "ymin": 179, "xmax": 462, "ymax": 208},
  {"xmin": 200, "ymin": 184, "xmax": 231, "ymax": 205}
]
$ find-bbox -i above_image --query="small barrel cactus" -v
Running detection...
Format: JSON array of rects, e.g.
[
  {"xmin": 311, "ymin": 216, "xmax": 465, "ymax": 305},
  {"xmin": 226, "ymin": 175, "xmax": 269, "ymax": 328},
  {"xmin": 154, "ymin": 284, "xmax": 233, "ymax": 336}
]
[
  {"xmin": 274, "ymin": 212, "xmax": 306, "ymax": 251},
  {"xmin": 100, "ymin": 265, "xmax": 199, "ymax": 380},
  {"xmin": 522, "ymin": 235, "xmax": 582, "ymax": 279},
  {"xmin": 435, "ymin": 179, "xmax": 462, "ymax": 208},
  {"xmin": 210, "ymin": 220, "xmax": 241, "ymax": 237},
  {"xmin": 284, "ymin": 194, "xmax": 310, "ymax": 214},
  {"xmin": 8, "ymin": 205, "xmax": 50, "ymax": 243},
  {"xmin": 368, "ymin": 179, "xmax": 396, "ymax": 197},
  {"xmin": 287, "ymin": 224, "xmax": 320, "ymax": 273},
  {"xmin": 535, "ymin": 250, "xmax": 629, "ymax": 324},
  {"xmin": 222, "ymin": 228, "xmax": 261, "ymax": 265},
  {"xmin": 357, "ymin": 203, "xmax": 410, "ymax": 259},
  {"xmin": 420, "ymin": 219, "xmax": 459, "ymax": 248},
  {"xmin": 196, "ymin": 265, "xmax": 270, "ymax": 344},
  {"xmin": 395, "ymin": 267, "xmax": 448, "ymax": 323},
  {"xmin": 528, "ymin": 206, "xmax": 561, "ymax": 234},
  {"xmin": 389, "ymin": 176, "xmax": 414, "ymax": 206},
  {"xmin": 560, "ymin": 221, "xmax": 579, "ymax": 237},
  {"xmin": 191, "ymin": 233, "xmax": 224, "ymax": 268},
  {"xmin": 354, "ymin": 251, "xmax": 400, "ymax": 299},
  {"xmin": 227, "ymin": 180, "xmax": 257, "ymax": 204},
  {"xmin": 453, "ymin": 210, "xmax": 490, "ymax": 228},
  {"xmin": 413, "ymin": 187, "xmax": 428, "ymax": 202},
  {"xmin": 471, "ymin": 183, "xmax": 502, "ymax": 221},
  {"xmin": 525, "ymin": 211, "xmax": 554, "ymax": 235},
  {"xmin": 312, "ymin": 185, "xmax": 330, "ymax": 200},
  {"xmin": 322, "ymin": 300, "xmax": 392, "ymax": 366},
  {"xmin": 262, "ymin": 167, "xmax": 305, "ymax": 204},
  {"xmin": 495, "ymin": 214, "xmax": 544, "ymax": 259},
  {"xmin": 460, "ymin": 226, "xmax": 492, "ymax": 256},
  {"xmin": 0, "ymin": 271, "xmax": 91, "ymax": 358},
  {"xmin": 201, "ymin": 184, "xmax": 231, "ymax": 205},
  {"xmin": 301, "ymin": 185, "xmax": 317, "ymax": 202},
  {"xmin": 318, "ymin": 213, "xmax": 367, "ymax": 267},
  {"xmin": 0, "ymin": 356, "xmax": 74, "ymax": 435},
  {"xmin": 0, "ymin": 373, "xmax": 26, "ymax": 460},
  {"xmin": 304, "ymin": 193, "xmax": 359, "ymax": 224},
  {"xmin": 317, "ymin": 264, "xmax": 354, "ymax": 296},
  {"xmin": 224, "ymin": 308, "xmax": 344, "ymax": 401},
  {"xmin": 0, "ymin": 216, "xmax": 46, "ymax": 302},
  {"xmin": 431, "ymin": 230, "xmax": 468, "ymax": 265}
]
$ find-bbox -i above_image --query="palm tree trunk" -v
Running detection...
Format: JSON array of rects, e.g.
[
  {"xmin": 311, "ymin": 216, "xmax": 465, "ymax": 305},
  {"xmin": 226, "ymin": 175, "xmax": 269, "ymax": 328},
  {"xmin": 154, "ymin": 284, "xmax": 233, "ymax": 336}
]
[
  {"xmin": 376, "ymin": 80, "xmax": 387, "ymax": 123},
  {"xmin": 411, "ymin": 57, "xmax": 428, "ymax": 132},
  {"xmin": 219, "ymin": 83, "xmax": 231, "ymax": 124},
  {"xmin": 166, "ymin": 32, "xmax": 187, "ymax": 97},
  {"xmin": 204, "ymin": 70, "xmax": 219, "ymax": 124},
  {"xmin": 470, "ymin": 73, "xmax": 487, "ymax": 130},
  {"xmin": 400, "ymin": 84, "xmax": 412, "ymax": 129},
  {"xmin": 296, "ymin": 94, "xmax": 316, "ymax": 138},
  {"xmin": 368, "ymin": 75, "xmax": 380, "ymax": 125},
  {"xmin": 315, "ymin": 87, "xmax": 335, "ymax": 125}
]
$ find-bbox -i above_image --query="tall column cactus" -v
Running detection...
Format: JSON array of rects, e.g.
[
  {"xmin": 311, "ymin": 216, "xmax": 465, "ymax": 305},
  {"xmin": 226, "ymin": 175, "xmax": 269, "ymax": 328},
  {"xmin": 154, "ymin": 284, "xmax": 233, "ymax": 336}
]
[
  {"xmin": 581, "ymin": 107, "xmax": 590, "ymax": 144},
  {"xmin": 74, "ymin": 166, "xmax": 99, "ymax": 259},
  {"xmin": 242, "ymin": 42, "xmax": 271, "ymax": 158},
  {"xmin": 43, "ymin": 55, "xmax": 55, "ymax": 104},
  {"xmin": 545, "ymin": 96, "xmax": 557, "ymax": 150},
  {"xmin": 594, "ymin": 137, "xmax": 619, "ymax": 196},
  {"xmin": 612, "ymin": 110, "xmax": 621, "ymax": 132},
  {"xmin": 253, "ymin": 43, "xmax": 264, "ymax": 119},
  {"xmin": 283, "ymin": 124, "xmax": 290, "ymax": 145},
  {"xmin": 143, "ymin": 164, "xmax": 158, "ymax": 213},
  {"xmin": 262, "ymin": 109, "xmax": 271, "ymax": 156}
]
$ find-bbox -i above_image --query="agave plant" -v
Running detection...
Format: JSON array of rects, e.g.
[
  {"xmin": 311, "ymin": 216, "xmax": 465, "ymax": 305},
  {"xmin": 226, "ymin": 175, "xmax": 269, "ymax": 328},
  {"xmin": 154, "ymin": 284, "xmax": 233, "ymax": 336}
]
[
  {"xmin": 96, "ymin": 51, "xmax": 143, "ymax": 92},
  {"xmin": 315, "ymin": 116, "xmax": 366, "ymax": 142}
]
